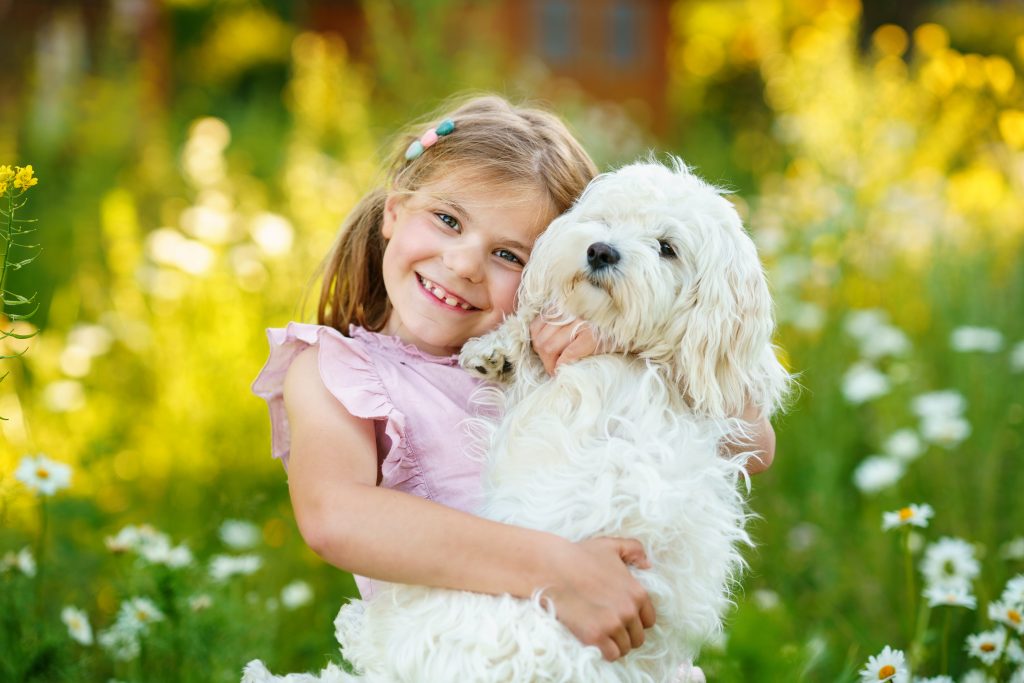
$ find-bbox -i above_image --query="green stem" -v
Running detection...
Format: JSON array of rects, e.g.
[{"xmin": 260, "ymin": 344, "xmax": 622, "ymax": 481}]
[
  {"xmin": 34, "ymin": 497, "xmax": 48, "ymax": 616},
  {"xmin": 0, "ymin": 189, "xmax": 11, "ymax": 317},
  {"xmin": 941, "ymin": 608, "xmax": 950, "ymax": 675},
  {"xmin": 904, "ymin": 528, "xmax": 915, "ymax": 639}
]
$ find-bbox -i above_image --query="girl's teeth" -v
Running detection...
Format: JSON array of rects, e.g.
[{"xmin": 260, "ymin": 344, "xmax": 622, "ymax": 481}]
[{"xmin": 419, "ymin": 275, "xmax": 472, "ymax": 310}]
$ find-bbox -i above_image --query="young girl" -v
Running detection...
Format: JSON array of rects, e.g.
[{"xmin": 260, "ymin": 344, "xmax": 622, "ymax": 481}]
[{"xmin": 252, "ymin": 95, "xmax": 775, "ymax": 666}]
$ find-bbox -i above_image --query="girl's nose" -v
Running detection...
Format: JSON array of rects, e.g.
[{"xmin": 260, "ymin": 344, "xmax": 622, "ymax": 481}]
[{"xmin": 443, "ymin": 245, "xmax": 484, "ymax": 283}]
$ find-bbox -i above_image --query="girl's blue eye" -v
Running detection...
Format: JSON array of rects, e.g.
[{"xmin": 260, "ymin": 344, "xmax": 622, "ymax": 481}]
[
  {"xmin": 495, "ymin": 249, "xmax": 523, "ymax": 265},
  {"xmin": 436, "ymin": 213, "xmax": 460, "ymax": 231}
]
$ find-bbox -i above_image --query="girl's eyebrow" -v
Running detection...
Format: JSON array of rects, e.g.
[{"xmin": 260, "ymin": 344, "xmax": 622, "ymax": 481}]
[
  {"xmin": 503, "ymin": 239, "xmax": 532, "ymax": 253},
  {"xmin": 431, "ymin": 194, "xmax": 467, "ymax": 217}
]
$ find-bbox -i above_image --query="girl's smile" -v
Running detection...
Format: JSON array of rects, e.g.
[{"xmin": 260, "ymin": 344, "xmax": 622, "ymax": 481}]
[
  {"xmin": 416, "ymin": 273, "xmax": 478, "ymax": 311},
  {"xmin": 379, "ymin": 175, "xmax": 555, "ymax": 357}
]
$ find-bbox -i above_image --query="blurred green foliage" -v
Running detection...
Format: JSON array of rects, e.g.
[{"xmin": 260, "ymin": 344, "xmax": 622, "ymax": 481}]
[{"xmin": 1, "ymin": 0, "xmax": 1022, "ymax": 681}]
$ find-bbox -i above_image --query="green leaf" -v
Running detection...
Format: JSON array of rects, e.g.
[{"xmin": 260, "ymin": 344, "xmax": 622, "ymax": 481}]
[
  {"xmin": 0, "ymin": 327, "xmax": 37, "ymax": 339},
  {"xmin": 5, "ymin": 304, "xmax": 40, "ymax": 319}
]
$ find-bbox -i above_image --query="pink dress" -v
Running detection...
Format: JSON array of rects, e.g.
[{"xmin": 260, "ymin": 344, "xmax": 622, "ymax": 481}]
[{"xmin": 251, "ymin": 322, "xmax": 485, "ymax": 597}]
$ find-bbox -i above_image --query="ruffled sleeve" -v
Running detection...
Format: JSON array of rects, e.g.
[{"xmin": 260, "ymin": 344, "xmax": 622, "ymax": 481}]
[{"xmin": 251, "ymin": 322, "xmax": 407, "ymax": 471}]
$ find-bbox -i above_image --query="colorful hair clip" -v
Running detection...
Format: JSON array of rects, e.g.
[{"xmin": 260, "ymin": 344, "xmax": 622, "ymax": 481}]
[{"xmin": 405, "ymin": 119, "xmax": 456, "ymax": 161}]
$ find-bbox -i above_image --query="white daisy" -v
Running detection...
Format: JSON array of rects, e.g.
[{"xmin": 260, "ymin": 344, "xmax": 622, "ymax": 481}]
[
  {"xmin": 859, "ymin": 644, "xmax": 909, "ymax": 682},
  {"xmin": 1, "ymin": 547, "xmax": 37, "ymax": 577},
  {"xmin": 752, "ymin": 589, "xmax": 780, "ymax": 610},
  {"xmin": 118, "ymin": 597, "xmax": 164, "ymax": 632},
  {"xmin": 920, "ymin": 414, "xmax": 971, "ymax": 448},
  {"xmin": 1008, "ymin": 666, "xmax": 1024, "ymax": 683},
  {"xmin": 104, "ymin": 525, "xmax": 141, "ymax": 553},
  {"xmin": 951, "ymin": 326, "xmax": 1004, "ymax": 353},
  {"xmin": 843, "ymin": 363, "xmax": 891, "ymax": 404},
  {"xmin": 861, "ymin": 325, "xmax": 911, "ymax": 360},
  {"xmin": 960, "ymin": 670, "xmax": 995, "ymax": 683},
  {"xmin": 139, "ymin": 539, "xmax": 193, "ymax": 568},
  {"xmin": 1002, "ymin": 575, "xmax": 1024, "ymax": 604},
  {"xmin": 219, "ymin": 520, "xmax": 261, "ymax": 549},
  {"xmin": 1008, "ymin": 638, "xmax": 1024, "ymax": 664},
  {"xmin": 846, "ymin": 309, "xmax": 889, "ymax": 340},
  {"xmin": 1011, "ymin": 341, "xmax": 1024, "ymax": 373},
  {"xmin": 1000, "ymin": 538, "xmax": 1024, "ymax": 561},
  {"xmin": 97, "ymin": 624, "xmax": 140, "ymax": 661},
  {"xmin": 883, "ymin": 504, "xmax": 934, "ymax": 531},
  {"xmin": 884, "ymin": 429, "xmax": 924, "ymax": 461},
  {"xmin": 920, "ymin": 537, "xmax": 980, "ymax": 588},
  {"xmin": 61, "ymin": 606, "xmax": 93, "ymax": 645},
  {"xmin": 913, "ymin": 676, "xmax": 953, "ymax": 683},
  {"xmin": 911, "ymin": 391, "xmax": 966, "ymax": 421},
  {"xmin": 189, "ymin": 594, "xmax": 212, "ymax": 612},
  {"xmin": 15, "ymin": 454, "xmax": 72, "ymax": 496},
  {"xmin": 923, "ymin": 583, "xmax": 976, "ymax": 609},
  {"xmin": 209, "ymin": 553, "xmax": 262, "ymax": 581},
  {"xmin": 989, "ymin": 599, "xmax": 1024, "ymax": 634},
  {"xmin": 281, "ymin": 581, "xmax": 314, "ymax": 610},
  {"xmin": 965, "ymin": 628, "xmax": 1007, "ymax": 665},
  {"xmin": 104, "ymin": 524, "xmax": 168, "ymax": 554},
  {"xmin": 790, "ymin": 302, "xmax": 825, "ymax": 332},
  {"xmin": 854, "ymin": 456, "xmax": 904, "ymax": 494}
]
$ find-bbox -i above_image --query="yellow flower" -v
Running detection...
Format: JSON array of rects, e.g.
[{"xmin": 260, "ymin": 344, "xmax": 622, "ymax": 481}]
[
  {"xmin": 13, "ymin": 165, "xmax": 38, "ymax": 191},
  {"xmin": 0, "ymin": 165, "xmax": 14, "ymax": 194}
]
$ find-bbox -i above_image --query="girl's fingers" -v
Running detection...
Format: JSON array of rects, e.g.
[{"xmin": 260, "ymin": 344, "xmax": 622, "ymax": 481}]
[
  {"xmin": 553, "ymin": 331, "xmax": 600, "ymax": 370},
  {"xmin": 626, "ymin": 617, "xmax": 646, "ymax": 649},
  {"xmin": 614, "ymin": 537, "xmax": 651, "ymax": 569},
  {"xmin": 598, "ymin": 638, "xmax": 621, "ymax": 662},
  {"xmin": 638, "ymin": 599, "xmax": 656, "ymax": 629},
  {"xmin": 531, "ymin": 317, "xmax": 603, "ymax": 375},
  {"xmin": 610, "ymin": 627, "xmax": 632, "ymax": 659}
]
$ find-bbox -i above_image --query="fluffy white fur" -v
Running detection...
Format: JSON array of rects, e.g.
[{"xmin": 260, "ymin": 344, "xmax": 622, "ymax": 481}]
[{"xmin": 243, "ymin": 159, "xmax": 790, "ymax": 683}]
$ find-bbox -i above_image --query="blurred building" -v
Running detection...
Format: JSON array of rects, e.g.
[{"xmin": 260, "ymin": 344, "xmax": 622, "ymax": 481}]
[{"xmin": 306, "ymin": 0, "xmax": 673, "ymax": 131}]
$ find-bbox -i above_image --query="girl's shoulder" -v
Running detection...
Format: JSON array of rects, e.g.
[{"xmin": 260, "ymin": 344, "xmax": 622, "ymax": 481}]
[
  {"xmin": 251, "ymin": 322, "xmax": 477, "ymax": 467},
  {"xmin": 251, "ymin": 323, "xmax": 390, "ymax": 467}
]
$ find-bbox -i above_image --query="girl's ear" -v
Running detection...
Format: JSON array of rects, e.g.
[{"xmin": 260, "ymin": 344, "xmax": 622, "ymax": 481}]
[{"xmin": 381, "ymin": 193, "xmax": 403, "ymax": 241}]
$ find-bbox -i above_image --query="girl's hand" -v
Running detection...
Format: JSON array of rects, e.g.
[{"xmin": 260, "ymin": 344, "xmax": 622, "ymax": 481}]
[
  {"xmin": 725, "ymin": 401, "xmax": 776, "ymax": 474},
  {"xmin": 530, "ymin": 316, "xmax": 604, "ymax": 375},
  {"xmin": 540, "ymin": 536, "xmax": 656, "ymax": 661}
]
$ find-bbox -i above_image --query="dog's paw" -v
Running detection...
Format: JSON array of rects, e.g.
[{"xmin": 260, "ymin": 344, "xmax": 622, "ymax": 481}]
[{"xmin": 459, "ymin": 338, "xmax": 514, "ymax": 382}]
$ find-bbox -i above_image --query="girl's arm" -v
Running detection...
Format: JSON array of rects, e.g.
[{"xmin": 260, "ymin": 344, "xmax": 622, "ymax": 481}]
[
  {"xmin": 530, "ymin": 319, "xmax": 777, "ymax": 474},
  {"xmin": 283, "ymin": 348, "xmax": 654, "ymax": 662}
]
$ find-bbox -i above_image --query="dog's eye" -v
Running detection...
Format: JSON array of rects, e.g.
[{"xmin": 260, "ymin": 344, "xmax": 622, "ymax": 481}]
[{"xmin": 658, "ymin": 240, "xmax": 676, "ymax": 258}]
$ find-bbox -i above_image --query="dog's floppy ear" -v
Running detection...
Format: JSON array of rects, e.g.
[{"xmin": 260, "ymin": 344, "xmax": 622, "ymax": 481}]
[{"xmin": 657, "ymin": 213, "xmax": 789, "ymax": 420}]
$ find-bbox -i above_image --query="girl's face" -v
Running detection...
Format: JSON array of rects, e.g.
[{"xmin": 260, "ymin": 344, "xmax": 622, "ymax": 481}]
[{"xmin": 380, "ymin": 175, "xmax": 554, "ymax": 356}]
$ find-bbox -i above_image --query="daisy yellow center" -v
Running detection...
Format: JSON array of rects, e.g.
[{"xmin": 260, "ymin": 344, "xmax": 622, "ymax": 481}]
[
  {"xmin": 898, "ymin": 507, "xmax": 913, "ymax": 520},
  {"xmin": 878, "ymin": 664, "xmax": 896, "ymax": 678},
  {"xmin": 1009, "ymin": 609, "xmax": 1021, "ymax": 624},
  {"xmin": 36, "ymin": 467, "xmax": 50, "ymax": 479},
  {"xmin": 980, "ymin": 642, "xmax": 995, "ymax": 652},
  {"xmin": 136, "ymin": 610, "xmax": 149, "ymax": 622}
]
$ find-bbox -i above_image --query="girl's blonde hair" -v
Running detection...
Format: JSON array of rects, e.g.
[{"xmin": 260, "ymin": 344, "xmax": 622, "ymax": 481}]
[{"xmin": 317, "ymin": 94, "xmax": 598, "ymax": 334}]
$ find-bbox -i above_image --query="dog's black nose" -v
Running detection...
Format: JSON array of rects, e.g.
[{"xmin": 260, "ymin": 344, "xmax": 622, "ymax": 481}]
[{"xmin": 586, "ymin": 242, "xmax": 620, "ymax": 270}]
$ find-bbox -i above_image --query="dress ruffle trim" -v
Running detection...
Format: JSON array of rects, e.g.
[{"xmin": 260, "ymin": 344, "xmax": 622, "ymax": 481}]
[
  {"xmin": 349, "ymin": 325, "xmax": 460, "ymax": 367},
  {"xmin": 251, "ymin": 323, "xmax": 427, "ymax": 497}
]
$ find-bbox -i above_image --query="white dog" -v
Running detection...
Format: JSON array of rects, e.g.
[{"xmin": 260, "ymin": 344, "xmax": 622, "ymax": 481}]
[{"xmin": 244, "ymin": 159, "xmax": 789, "ymax": 683}]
